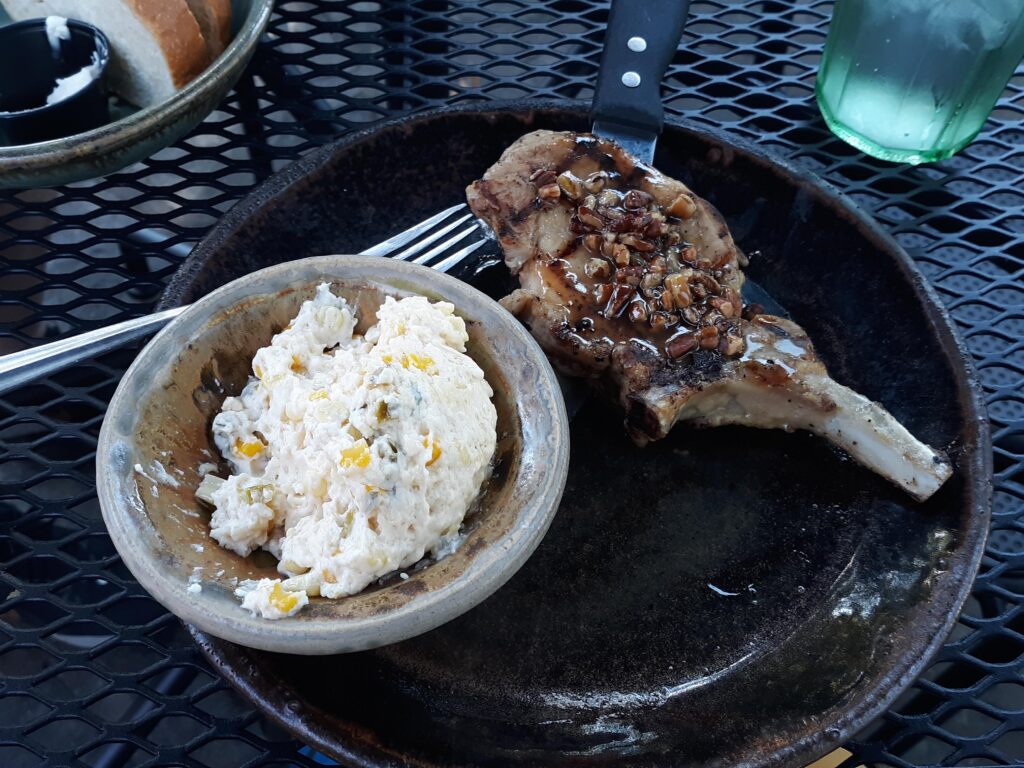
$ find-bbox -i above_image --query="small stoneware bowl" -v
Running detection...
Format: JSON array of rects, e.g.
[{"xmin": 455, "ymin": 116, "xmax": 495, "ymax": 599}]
[
  {"xmin": 0, "ymin": 19, "xmax": 111, "ymax": 145},
  {"xmin": 96, "ymin": 255, "xmax": 570, "ymax": 655}
]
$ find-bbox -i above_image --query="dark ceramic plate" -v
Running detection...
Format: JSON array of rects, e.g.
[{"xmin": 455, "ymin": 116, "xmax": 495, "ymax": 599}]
[{"xmin": 162, "ymin": 103, "xmax": 991, "ymax": 768}]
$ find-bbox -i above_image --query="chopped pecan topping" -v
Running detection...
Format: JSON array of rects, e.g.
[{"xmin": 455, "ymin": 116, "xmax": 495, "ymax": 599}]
[
  {"xmin": 530, "ymin": 168, "xmax": 557, "ymax": 185},
  {"xmin": 614, "ymin": 266, "xmax": 643, "ymax": 286},
  {"xmin": 663, "ymin": 273, "xmax": 692, "ymax": 308},
  {"xmin": 720, "ymin": 332, "xmax": 745, "ymax": 356},
  {"xmin": 680, "ymin": 306, "xmax": 702, "ymax": 327},
  {"xmin": 644, "ymin": 218, "xmax": 665, "ymax": 238},
  {"xmin": 606, "ymin": 284, "xmax": 635, "ymax": 317},
  {"xmin": 708, "ymin": 296, "xmax": 736, "ymax": 318},
  {"xmin": 584, "ymin": 171, "xmax": 609, "ymax": 193},
  {"xmin": 611, "ymin": 242, "xmax": 631, "ymax": 266},
  {"xmin": 667, "ymin": 194, "xmax": 697, "ymax": 219},
  {"xmin": 628, "ymin": 300, "xmax": 649, "ymax": 325},
  {"xmin": 533, "ymin": 161, "xmax": 747, "ymax": 363},
  {"xmin": 666, "ymin": 333, "xmax": 698, "ymax": 359},
  {"xmin": 538, "ymin": 182, "xmax": 561, "ymax": 202},
  {"xmin": 640, "ymin": 273, "xmax": 663, "ymax": 292},
  {"xmin": 623, "ymin": 189, "xmax": 653, "ymax": 210},
  {"xmin": 584, "ymin": 257, "xmax": 611, "ymax": 280},
  {"xmin": 619, "ymin": 233, "xmax": 655, "ymax": 252},
  {"xmin": 649, "ymin": 311, "xmax": 677, "ymax": 331},
  {"xmin": 697, "ymin": 326, "xmax": 720, "ymax": 349},
  {"xmin": 577, "ymin": 208, "xmax": 604, "ymax": 230}
]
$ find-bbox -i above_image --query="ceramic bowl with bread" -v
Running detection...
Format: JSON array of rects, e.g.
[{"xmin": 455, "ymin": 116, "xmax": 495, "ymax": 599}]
[
  {"xmin": 3, "ymin": 0, "xmax": 233, "ymax": 107},
  {"xmin": 0, "ymin": 0, "xmax": 274, "ymax": 187}
]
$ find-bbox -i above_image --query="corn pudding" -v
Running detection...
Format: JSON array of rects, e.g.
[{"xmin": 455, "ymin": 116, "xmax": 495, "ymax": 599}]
[{"xmin": 197, "ymin": 284, "xmax": 497, "ymax": 619}]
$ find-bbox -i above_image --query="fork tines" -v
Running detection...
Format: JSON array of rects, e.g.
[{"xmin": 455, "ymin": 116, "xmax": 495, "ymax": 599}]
[{"xmin": 362, "ymin": 203, "xmax": 487, "ymax": 274}]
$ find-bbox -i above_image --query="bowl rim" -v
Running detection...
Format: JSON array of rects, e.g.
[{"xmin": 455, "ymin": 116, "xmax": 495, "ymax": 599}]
[
  {"xmin": 0, "ymin": 0, "xmax": 274, "ymax": 161},
  {"xmin": 96, "ymin": 254, "xmax": 571, "ymax": 654}
]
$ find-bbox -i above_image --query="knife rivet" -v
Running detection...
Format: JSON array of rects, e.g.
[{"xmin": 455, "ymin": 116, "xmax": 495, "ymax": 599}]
[
  {"xmin": 627, "ymin": 36, "xmax": 647, "ymax": 52},
  {"xmin": 622, "ymin": 71, "xmax": 641, "ymax": 88}
]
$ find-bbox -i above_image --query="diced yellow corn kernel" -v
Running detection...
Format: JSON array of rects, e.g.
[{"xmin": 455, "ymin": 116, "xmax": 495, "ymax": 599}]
[
  {"xmin": 253, "ymin": 365, "xmax": 264, "ymax": 380},
  {"xmin": 290, "ymin": 355, "xmax": 305, "ymax": 373},
  {"xmin": 364, "ymin": 484, "xmax": 376, "ymax": 493},
  {"xmin": 234, "ymin": 438, "xmax": 264, "ymax": 458},
  {"xmin": 269, "ymin": 583, "xmax": 299, "ymax": 613},
  {"xmin": 309, "ymin": 390, "xmax": 328, "ymax": 401},
  {"xmin": 402, "ymin": 354, "xmax": 436, "ymax": 373},
  {"xmin": 381, "ymin": 354, "xmax": 393, "ymax": 364},
  {"xmin": 340, "ymin": 439, "xmax": 371, "ymax": 469},
  {"xmin": 427, "ymin": 440, "xmax": 442, "ymax": 466}
]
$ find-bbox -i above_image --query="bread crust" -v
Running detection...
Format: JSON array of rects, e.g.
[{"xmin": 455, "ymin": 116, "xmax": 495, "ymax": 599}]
[
  {"xmin": 127, "ymin": 0, "xmax": 210, "ymax": 88},
  {"xmin": 185, "ymin": 0, "xmax": 232, "ymax": 59},
  {"xmin": 0, "ymin": 0, "xmax": 213, "ymax": 105},
  {"xmin": 206, "ymin": 0, "xmax": 232, "ymax": 51}
]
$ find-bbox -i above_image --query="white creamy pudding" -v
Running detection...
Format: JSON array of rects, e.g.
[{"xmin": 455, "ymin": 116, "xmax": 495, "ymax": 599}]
[{"xmin": 197, "ymin": 284, "xmax": 497, "ymax": 619}]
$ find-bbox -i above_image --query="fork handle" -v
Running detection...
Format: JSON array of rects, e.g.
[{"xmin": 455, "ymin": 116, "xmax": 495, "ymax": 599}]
[{"xmin": 0, "ymin": 306, "xmax": 187, "ymax": 396}]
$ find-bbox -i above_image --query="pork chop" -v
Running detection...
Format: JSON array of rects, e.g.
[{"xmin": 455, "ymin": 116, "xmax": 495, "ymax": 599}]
[{"xmin": 467, "ymin": 129, "xmax": 952, "ymax": 501}]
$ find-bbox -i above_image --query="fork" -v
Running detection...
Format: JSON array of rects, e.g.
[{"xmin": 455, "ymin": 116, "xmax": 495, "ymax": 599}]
[{"xmin": 0, "ymin": 204, "xmax": 485, "ymax": 397}]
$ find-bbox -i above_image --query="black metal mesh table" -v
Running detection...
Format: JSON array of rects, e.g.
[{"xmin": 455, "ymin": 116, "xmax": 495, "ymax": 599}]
[{"xmin": 1, "ymin": 1, "xmax": 1022, "ymax": 766}]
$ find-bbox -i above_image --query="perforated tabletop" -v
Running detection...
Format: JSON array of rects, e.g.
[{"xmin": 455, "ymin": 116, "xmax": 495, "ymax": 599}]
[{"xmin": 1, "ymin": 1, "xmax": 1022, "ymax": 766}]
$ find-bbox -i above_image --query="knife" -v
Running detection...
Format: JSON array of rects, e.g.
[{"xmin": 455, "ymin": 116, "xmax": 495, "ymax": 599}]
[
  {"xmin": 592, "ymin": 0, "xmax": 692, "ymax": 163},
  {"xmin": 590, "ymin": 1, "xmax": 787, "ymax": 319}
]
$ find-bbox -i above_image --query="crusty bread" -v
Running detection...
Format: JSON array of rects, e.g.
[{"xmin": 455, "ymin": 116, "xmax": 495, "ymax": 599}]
[
  {"xmin": 185, "ymin": 0, "xmax": 231, "ymax": 60},
  {"xmin": 0, "ymin": 0, "xmax": 211, "ymax": 107}
]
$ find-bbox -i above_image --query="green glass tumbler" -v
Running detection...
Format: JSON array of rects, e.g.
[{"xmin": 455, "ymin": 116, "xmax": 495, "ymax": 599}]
[{"xmin": 816, "ymin": 0, "xmax": 1024, "ymax": 164}]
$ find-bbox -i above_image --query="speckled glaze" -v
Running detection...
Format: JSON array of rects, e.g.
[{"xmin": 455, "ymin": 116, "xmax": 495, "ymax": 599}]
[
  {"xmin": 0, "ymin": 0, "xmax": 273, "ymax": 188},
  {"xmin": 96, "ymin": 255, "xmax": 570, "ymax": 654},
  {"xmin": 166, "ymin": 103, "xmax": 990, "ymax": 768}
]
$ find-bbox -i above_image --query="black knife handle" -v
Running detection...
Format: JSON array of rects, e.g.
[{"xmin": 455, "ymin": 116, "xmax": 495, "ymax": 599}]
[{"xmin": 591, "ymin": 0, "xmax": 691, "ymax": 137}]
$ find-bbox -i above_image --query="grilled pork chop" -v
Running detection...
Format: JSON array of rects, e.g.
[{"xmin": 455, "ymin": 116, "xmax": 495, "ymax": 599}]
[{"xmin": 467, "ymin": 130, "xmax": 952, "ymax": 501}]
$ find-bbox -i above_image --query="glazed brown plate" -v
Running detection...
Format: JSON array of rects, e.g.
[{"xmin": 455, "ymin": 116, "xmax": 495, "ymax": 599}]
[{"xmin": 164, "ymin": 103, "xmax": 991, "ymax": 767}]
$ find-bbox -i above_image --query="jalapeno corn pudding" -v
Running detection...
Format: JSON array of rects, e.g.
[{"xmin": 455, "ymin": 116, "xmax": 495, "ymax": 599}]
[{"xmin": 196, "ymin": 284, "xmax": 497, "ymax": 619}]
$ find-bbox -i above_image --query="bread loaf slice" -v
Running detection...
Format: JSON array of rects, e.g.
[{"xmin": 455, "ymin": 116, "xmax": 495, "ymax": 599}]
[
  {"xmin": 185, "ymin": 0, "xmax": 231, "ymax": 60},
  {"xmin": 0, "ymin": 0, "xmax": 211, "ymax": 107}
]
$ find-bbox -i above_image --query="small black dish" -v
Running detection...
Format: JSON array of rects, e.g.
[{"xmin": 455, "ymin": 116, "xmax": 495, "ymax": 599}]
[{"xmin": 0, "ymin": 18, "xmax": 110, "ymax": 146}]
